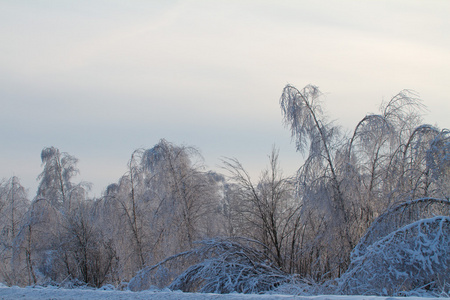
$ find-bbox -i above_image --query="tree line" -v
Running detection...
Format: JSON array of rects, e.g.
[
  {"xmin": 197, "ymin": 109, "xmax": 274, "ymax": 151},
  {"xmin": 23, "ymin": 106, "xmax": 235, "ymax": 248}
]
[{"xmin": 1, "ymin": 84, "xmax": 448, "ymax": 290}]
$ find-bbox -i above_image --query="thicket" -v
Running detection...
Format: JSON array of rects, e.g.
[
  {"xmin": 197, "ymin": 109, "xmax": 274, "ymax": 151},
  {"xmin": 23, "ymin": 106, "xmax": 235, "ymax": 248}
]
[{"xmin": 1, "ymin": 85, "xmax": 448, "ymax": 296}]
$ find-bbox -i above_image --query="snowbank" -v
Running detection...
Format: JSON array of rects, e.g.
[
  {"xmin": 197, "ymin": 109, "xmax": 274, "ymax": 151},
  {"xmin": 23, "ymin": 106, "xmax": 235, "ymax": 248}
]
[{"xmin": 0, "ymin": 286, "xmax": 445, "ymax": 300}]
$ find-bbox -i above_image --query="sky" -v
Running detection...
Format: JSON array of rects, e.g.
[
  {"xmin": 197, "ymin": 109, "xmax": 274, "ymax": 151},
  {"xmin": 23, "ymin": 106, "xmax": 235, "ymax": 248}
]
[{"xmin": 1, "ymin": 0, "xmax": 449, "ymax": 197}]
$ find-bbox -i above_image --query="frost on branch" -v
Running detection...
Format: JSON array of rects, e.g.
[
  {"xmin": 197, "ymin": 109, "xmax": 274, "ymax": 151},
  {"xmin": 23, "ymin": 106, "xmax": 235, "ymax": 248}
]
[
  {"xmin": 338, "ymin": 216, "xmax": 450, "ymax": 296},
  {"xmin": 426, "ymin": 128, "xmax": 450, "ymax": 196},
  {"xmin": 128, "ymin": 238, "xmax": 294, "ymax": 294}
]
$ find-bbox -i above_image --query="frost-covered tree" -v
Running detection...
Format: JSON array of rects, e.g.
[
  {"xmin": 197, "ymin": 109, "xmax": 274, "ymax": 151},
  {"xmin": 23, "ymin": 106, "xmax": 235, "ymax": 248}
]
[
  {"xmin": 14, "ymin": 198, "xmax": 61, "ymax": 285},
  {"xmin": 280, "ymin": 84, "xmax": 353, "ymax": 277},
  {"xmin": 0, "ymin": 176, "xmax": 29, "ymax": 285},
  {"xmin": 344, "ymin": 91, "xmax": 427, "ymax": 240},
  {"xmin": 116, "ymin": 149, "xmax": 148, "ymax": 270},
  {"xmin": 37, "ymin": 147, "xmax": 90, "ymax": 210},
  {"xmin": 12, "ymin": 147, "xmax": 94, "ymax": 286},
  {"xmin": 139, "ymin": 139, "xmax": 224, "ymax": 256},
  {"xmin": 2, "ymin": 83, "xmax": 447, "ymax": 291},
  {"xmin": 397, "ymin": 125, "xmax": 441, "ymax": 199},
  {"xmin": 101, "ymin": 139, "xmax": 223, "ymax": 283},
  {"xmin": 142, "ymin": 140, "xmax": 200, "ymax": 250},
  {"xmin": 279, "ymin": 84, "xmax": 446, "ymax": 279},
  {"xmin": 426, "ymin": 128, "xmax": 450, "ymax": 197}
]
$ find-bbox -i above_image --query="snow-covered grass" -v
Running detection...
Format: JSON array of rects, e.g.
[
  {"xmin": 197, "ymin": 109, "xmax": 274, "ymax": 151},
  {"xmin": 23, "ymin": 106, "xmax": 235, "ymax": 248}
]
[{"xmin": 0, "ymin": 285, "xmax": 447, "ymax": 300}]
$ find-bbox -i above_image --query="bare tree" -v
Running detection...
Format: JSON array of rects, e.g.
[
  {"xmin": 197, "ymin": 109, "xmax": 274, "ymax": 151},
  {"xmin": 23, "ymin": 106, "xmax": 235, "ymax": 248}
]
[
  {"xmin": 222, "ymin": 147, "xmax": 298, "ymax": 272},
  {"xmin": 59, "ymin": 199, "xmax": 118, "ymax": 287}
]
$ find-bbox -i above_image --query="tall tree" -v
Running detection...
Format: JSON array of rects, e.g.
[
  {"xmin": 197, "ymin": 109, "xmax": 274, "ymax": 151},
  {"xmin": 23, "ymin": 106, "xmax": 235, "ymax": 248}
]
[
  {"xmin": 36, "ymin": 147, "xmax": 82, "ymax": 209},
  {"xmin": 102, "ymin": 139, "xmax": 223, "ymax": 282},
  {"xmin": 280, "ymin": 84, "xmax": 352, "ymax": 276},
  {"xmin": 23, "ymin": 147, "xmax": 94, "ymax": 286},
  {"xmin": 141, "ymin": 139, "xmax": 218, "ymax": 250},
  {"xmin": 345, "ymin": 90, "xmax": 425, "ymax": 238}
]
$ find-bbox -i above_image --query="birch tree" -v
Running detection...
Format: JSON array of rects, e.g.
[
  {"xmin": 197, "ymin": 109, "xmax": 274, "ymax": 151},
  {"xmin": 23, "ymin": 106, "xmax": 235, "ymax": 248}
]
[
  {"xmin": 102, "ymin": 140, "xmax": 223, "ymax": 282},
  {"xmin": 22, "ymin": 147, "xmax": 94, "ymax": 285},
  {"xmin": 37, "ymin": 147, "xmax": 89, "ymax": 210},
  {"xmin": 280, "ymin": 84, "xmax": 351, "ymax": 276},
  {"xmin": 280, "ymin": 84, "xmax": 447, "ymax": 279}
]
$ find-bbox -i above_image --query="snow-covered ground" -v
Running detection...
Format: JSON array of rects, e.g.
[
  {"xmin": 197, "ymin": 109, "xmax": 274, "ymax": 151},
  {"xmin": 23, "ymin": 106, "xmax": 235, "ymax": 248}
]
[{"xmin": 0, "ymin": 286, "xmax": 446, "ymax": 300}]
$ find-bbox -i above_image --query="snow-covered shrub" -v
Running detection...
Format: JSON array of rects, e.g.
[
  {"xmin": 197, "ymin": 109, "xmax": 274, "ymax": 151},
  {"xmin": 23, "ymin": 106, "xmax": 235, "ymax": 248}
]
[
  {"xmin": 57, "ymin": 276, "xmax": 90, "ymax": 289},
  {"xmin": 129, "ymin": 238, "xmax": 294, "ymax": 294},
  {"xmin": 168, "ymin": 251, "xmax": 289, "ymax": 293},
  {"xmin": 270, "ymin": 276, "xmax": 336, "ymax": 296},
  {"xmin": 127, "ymin": 254, "xmax": 176, "ymax": 291},
  {"xmin": 98, "ymin": 284, "xmax": 115, "ymax": 291},
  {"xmin": 338, "ymin": 216, "xmax": 450, "ymax": 296},
  {"xmin": 352, "ymin": 197, "xmax": 450, "ymax": 259}
]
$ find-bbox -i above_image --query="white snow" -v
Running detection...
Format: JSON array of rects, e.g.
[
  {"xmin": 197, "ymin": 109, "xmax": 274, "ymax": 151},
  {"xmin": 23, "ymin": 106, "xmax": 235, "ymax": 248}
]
[{"xmin": 0, "ymin": 286, "xmax": 446, "ymax": 300}]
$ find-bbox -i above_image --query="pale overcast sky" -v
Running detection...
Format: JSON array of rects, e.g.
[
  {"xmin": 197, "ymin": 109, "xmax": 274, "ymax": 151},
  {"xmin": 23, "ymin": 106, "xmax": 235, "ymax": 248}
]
[{"xmin": 1, "ymin": 0, "xmax": 449, "ymax": 197}]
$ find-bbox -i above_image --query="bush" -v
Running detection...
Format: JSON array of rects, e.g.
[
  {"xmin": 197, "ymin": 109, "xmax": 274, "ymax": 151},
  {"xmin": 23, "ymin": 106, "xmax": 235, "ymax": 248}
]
[
  {"xmin": 338, "ymin": 216, "xmax": 450, "ymax": 296},
  {"xmin": 129, "ymin": 238, "xmax": 295, "ymax": 294}
]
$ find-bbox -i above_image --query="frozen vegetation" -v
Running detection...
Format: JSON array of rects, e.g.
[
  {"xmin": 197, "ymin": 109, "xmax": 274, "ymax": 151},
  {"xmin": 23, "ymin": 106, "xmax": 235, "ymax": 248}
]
[{"xmin": 1, "ymin": 84, "xmax": 449, "ymax": 297}]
